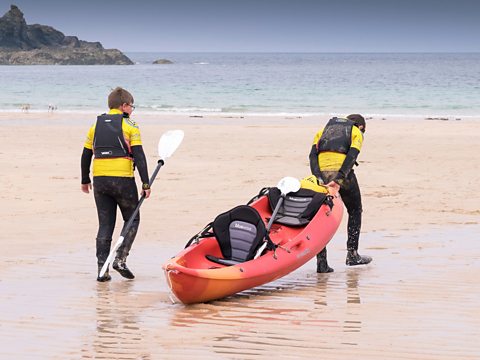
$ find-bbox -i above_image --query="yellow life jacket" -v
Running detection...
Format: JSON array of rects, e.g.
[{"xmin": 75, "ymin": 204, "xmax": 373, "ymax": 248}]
[{"xmin": 300, "ymin": 175, "xmax": 328, "ymax": 194}]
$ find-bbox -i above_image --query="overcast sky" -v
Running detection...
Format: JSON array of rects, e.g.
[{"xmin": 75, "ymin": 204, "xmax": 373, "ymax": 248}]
[{"xmin": 3, "ymin": 0, "xmax": 479, "ymax": 52}]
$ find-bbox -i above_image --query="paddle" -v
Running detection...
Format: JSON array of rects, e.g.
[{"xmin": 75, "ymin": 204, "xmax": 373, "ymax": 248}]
[
  {"xmin": 253, "ymin": 176, "xmax": 301, "ymax": 259},
  {"xmin": 98, "ymin": 130, "xmax": 184, "ymax": 277}
]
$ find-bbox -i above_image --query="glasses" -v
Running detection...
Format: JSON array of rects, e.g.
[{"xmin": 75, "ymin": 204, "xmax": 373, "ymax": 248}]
[{"xmin": 125, "ymin": 103, "xmax": 136, "ymax": 110}]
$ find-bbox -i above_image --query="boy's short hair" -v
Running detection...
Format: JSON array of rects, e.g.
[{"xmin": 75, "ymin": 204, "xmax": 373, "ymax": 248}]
[
  {"xmin": 346, "ymin": 114, "xmax": 366, "ymax": 128},
  {"xmin": 108, "ymin": 87, "xmax": 134, "ymax": 109}
]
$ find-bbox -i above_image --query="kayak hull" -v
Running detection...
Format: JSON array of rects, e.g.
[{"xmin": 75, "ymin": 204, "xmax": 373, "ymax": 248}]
[{"xmin": 163, "ymin": 194, "xmax": 343, "ymax": 304}]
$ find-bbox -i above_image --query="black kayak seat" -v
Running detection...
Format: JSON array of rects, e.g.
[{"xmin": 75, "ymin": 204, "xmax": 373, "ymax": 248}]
[
  {"xmin": 206, "ymin": 205, "xmax": 266, "ymax": 266},
  {"xmin": 267, "ymin": 187, "xmax": 328, "ymax": 227}
]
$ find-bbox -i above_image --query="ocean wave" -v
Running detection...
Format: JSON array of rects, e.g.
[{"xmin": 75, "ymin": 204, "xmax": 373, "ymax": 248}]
[{"xmin": 148, "ymin": 105, "xmax": 223, "ymax": 113}]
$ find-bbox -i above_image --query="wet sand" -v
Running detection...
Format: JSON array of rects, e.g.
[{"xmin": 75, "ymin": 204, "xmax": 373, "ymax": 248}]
[{"xmin": 0, "ymin": 113, "xmax": 479, "ymax": 359}]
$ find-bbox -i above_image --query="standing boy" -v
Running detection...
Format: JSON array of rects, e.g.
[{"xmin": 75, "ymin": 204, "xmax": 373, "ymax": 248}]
[
  {"xmin": 81, "ymin": 87, "xmax": 151, "ymax": 282},
  {"xmin": 309, "ymin": 114, "xmax": 372, "ymax": 273}
]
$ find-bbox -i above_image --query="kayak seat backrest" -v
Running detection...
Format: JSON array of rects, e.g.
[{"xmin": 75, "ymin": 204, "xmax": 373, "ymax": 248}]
[
  {"xmin": 206, "ymin": 205, "xmax": 266, "ymax": 266},
  {"xmin": 267, "ymin": 187, "xmax": 327, "ymax": 227}
]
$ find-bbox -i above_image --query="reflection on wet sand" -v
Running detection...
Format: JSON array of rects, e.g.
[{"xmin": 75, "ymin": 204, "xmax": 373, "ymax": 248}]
[
  {"xmin": 343, "ymin": 270, "xmax": 362, "ymax": 342},
  {"xmin": 83, "ymin": 282, "xmax": 146, "ymax": 359},
  {"xmin": 1, "ymin": 227, "xmax": 480, "ymax": 359},
  {"xmin": 346, "ymin": 269, "xmax": 361, "ymax": 305},
  {"xmin": 163, "ymin": 270, "xmax": 365, "ymax": 358},
  {"xmin": 80, "ymin": 276, "xmax": 171, "ymax": 360}
]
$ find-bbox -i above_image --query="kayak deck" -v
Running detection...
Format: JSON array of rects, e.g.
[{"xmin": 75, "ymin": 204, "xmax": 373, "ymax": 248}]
[{"xmin": 163, "ymin": 194, "xmax": 343, "ymax": 304}]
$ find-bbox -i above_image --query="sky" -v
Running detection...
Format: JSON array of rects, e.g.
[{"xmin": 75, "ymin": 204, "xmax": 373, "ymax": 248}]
[{"xmin": 2, "ymin": 0, "xmax": 479, "ymax": 52}]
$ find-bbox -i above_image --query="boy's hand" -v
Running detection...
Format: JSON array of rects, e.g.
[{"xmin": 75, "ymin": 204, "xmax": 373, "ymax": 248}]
[
  {"xmin": 326, "ymin": 181, "xmax": 340, "ymax": 196},
  {"xmin": 81, "ymin": 183, "xmax": 92, "ymax": 194},
  {"xmin": 142, "ymin": 189, "xmax": 151, "ymax": 199}
]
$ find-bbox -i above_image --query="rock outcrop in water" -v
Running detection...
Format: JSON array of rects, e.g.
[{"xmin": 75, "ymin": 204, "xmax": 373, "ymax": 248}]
[
  {"xmin": 153, "ymin": 58, "xmax": 173, "ymax": 64},
  {"xmin": 0, "ymin": 5, "xmax": 133, "ymax": 65}
]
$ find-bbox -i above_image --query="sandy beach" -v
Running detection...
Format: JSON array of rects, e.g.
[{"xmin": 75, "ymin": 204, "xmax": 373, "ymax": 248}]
[{"xmin": 0, "ymin": 112, "xmax": 479, "ymax": 359}]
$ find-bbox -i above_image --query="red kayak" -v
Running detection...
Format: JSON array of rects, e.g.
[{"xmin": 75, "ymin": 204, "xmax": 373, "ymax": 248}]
[{"xmin": 163, "ymin": 186, "xmax": 343, "ymax": 304}]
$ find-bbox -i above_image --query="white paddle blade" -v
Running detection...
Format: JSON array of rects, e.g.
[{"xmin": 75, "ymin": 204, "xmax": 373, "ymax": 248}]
[
  {"xmin": 277, "ymin": 176, "xmax": 301, "ymax": 195},
  {"xmin": 158, "ymin": 130, "xmax": 184, "ymax": 160},
  {"xmin": 98, "ymin": 236, "xmax": 125, "ymax": 277}
]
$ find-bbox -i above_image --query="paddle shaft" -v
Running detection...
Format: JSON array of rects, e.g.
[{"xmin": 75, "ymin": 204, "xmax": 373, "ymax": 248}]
[
  {"xmin": 99, "ymin": 159, "xmax": 164, "ymax": 277},
  {"xmin": 121, "ymin": 159, "xmax": 164, "ymax": 236},
  {"xmin": 253, "ymin": 195, "xmax": 285, "ymax": 259},
  {"xmin": 266, "ymin": 195, "xmax": 285, "ymax": 232}
]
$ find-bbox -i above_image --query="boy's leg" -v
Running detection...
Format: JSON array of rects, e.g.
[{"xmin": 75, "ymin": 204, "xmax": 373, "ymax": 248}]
[
  {"xmin": 93, "ymin": 178, "xmax": 118, "ymax": 281},
  {"xmin": 339, "ymin": 171, "xmax": 362, "ymax": 251},
  {"xmin": 316, "ymin": 247, "xmax": 334, "ymax": 273},
  {"xmin": 113, "ymin": 177, "xmax": 139, "ymax": 279},
  {"xmin": 316, "ymin": 171, "xmax": 337, "ymax": 273},
  {"xmin": 340, "ymin": 172, "xmax": 372, "ymax": 266}
]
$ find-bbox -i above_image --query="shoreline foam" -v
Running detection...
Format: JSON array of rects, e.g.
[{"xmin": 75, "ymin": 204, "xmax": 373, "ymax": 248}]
[{"xmin": 2, "ymin": 108, "xmax": 480, "ymax": 120}]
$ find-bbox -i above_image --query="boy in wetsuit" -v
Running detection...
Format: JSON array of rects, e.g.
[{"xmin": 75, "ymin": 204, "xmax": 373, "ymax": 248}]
[
  {"xmin": 81, "ymin": 87, "xmax": 151, "ymax": 282},
  {"xmin": 309, "ymin": 114, "xmax": 372, "ymax": 273}
]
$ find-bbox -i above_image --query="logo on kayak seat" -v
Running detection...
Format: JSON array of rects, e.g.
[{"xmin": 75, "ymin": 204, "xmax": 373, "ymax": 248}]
[{"xmin": 232, "ymin": 222, "xmax": 254, "ymax": 232}]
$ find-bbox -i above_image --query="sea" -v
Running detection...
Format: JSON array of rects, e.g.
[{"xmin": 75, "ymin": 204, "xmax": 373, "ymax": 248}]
[{"xmin": 1, "ymin": 52, "xmax": 479, "ymax": 117}]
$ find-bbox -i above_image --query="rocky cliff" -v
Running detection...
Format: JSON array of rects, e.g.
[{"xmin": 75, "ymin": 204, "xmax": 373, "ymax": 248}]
[{"xmin": 0, "ymin": 5, "xmax": 133, "ymax": 65}]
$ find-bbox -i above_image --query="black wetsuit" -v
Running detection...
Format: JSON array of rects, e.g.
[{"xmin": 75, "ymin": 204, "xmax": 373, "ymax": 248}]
[
  {"xmin": 81, "ymin": 113, "xmax": 149, "ymax": 270},
  {"xmin": 309, "ymin": 118, "xmax": 363, "ymax": 252},
  {"xmin": 316, "ymin": 170, "xmax": 362, "ymax": 251},
  {"xmin": 93, "ymin": 176, "xmax": 140, "ymax": 265}
]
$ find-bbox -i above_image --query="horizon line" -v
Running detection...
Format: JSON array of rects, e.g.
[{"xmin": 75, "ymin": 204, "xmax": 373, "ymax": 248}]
[{"xmin": 122, "ymin": 50, "xmax": 480, "ymax": 54}]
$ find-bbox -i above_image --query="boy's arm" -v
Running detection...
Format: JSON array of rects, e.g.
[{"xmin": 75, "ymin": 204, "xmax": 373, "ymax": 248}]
[
  {"xmin": 81, "ymin": 147, "xmax": 93, "ymax": 184},
  {"xmin": 309, "ymin": 130, "xmax": 322, "ymax": 179},
  {"xmin": 81, "ymin": 125, "xmax": 95, "ymax": 188},
  {"xmin": 333, "ymin": 147, "xmax": 360, "ymax": 185},
  {"xmin": 80, "ymin": 147, "xmax": 93, "ymax": 193},
  {"xmin": 127, "ymin": 120, "xmax": 150, "ymax": 190},
  {"xmin": 309, "ymin": 145, "xmax": 322, "ymax": 179},
  {"xmin": 131, "ymin": 145, "xmax": 149, "ymax": 186},
  {"xmin": 333, "ymin": 127, "xmax": 363, "ymax": 185}
]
